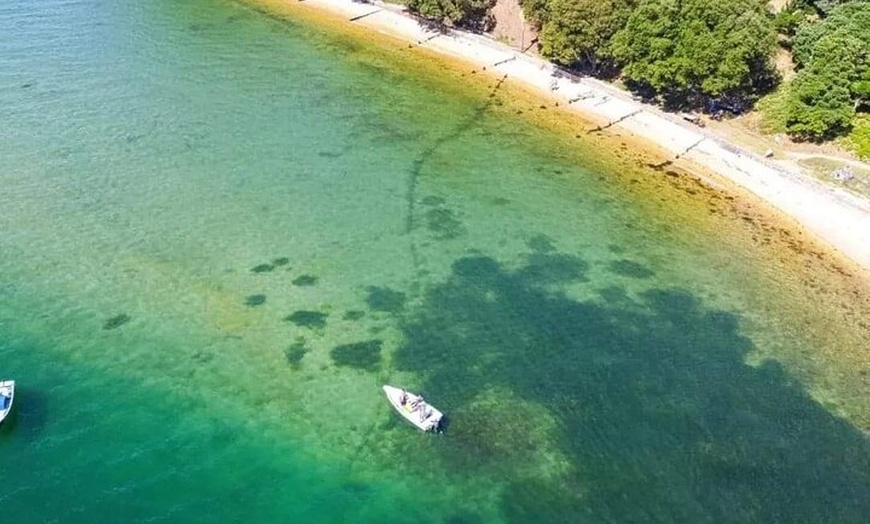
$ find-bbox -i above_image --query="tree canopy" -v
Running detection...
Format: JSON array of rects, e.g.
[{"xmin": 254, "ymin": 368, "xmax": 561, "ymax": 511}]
[
  {"xmin": 410, "ymin": 0, "xmax": 868, "ymax": 151},
  {"xmin": 792, "ymin": 1, "xmax": 870, "ymax": 68},
  {"xmin": 609, "ymin": 0, "xmax": 778, "ymax": 107},
  {"xmin": 785, "ymin": 1, "xmax": 870, "ymax": 140},
  {"xmin": 523, "ymin": 0, "xmax": 635, "ymax": 72},
  {"xmin": 811, "ymin": 0, "xmax": 854, "ymax": 15},
  {"xmin": 406, "ymin": 0, "xmax": 495, "ymax": 30}
]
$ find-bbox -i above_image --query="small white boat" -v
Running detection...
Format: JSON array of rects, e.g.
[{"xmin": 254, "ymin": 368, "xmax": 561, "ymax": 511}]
[
  {"xmin": 383, "ymin": 385, "xmax": 443, "ymax": 432},
  {"xmin": 0, "ymin": 380, "xmax": 14, "ymax": 425}
]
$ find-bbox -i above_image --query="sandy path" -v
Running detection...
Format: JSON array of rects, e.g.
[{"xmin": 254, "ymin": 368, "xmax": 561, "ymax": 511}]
[
  {"xmin": 268, "ymin": 0, "xmax": 870, "ymax": 272},
  {"xmin": 489, "ymin": 0, "xmax": 537, "ymax": 52}
]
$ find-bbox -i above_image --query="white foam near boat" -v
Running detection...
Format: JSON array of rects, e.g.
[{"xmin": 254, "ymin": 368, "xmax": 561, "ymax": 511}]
[
  {"xmin": 383, "ymin": 385, "xmax": 443, "ymax": 432},
  {"xmin": 0, "ymin": 380, "xmax": 14, "ymax": 425}
]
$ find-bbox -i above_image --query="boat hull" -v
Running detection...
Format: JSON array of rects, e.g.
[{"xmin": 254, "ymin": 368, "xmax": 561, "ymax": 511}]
[
  {"xmin": 383, "ymin": 385, "xmax": 443, "ymax": 432},
  {"xmin": 0, "ymin": 380, "xmax": 14, "ymax": 426}
]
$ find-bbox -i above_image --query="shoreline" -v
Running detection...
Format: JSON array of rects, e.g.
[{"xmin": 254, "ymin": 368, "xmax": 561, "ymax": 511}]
[{"xmin": 261, "ymin": 0, "xmax": 870, "ymax": 272}]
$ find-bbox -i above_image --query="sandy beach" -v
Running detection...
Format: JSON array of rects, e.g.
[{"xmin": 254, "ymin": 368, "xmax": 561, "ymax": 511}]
[{"xmin": 268, "ymin": 0, "xmax": 870, "ymax": 272}]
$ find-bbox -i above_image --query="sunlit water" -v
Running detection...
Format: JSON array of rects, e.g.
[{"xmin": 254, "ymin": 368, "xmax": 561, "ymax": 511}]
[{"xmin": 1, "ymin": 0, "xmax": 869, "ymax": 522}]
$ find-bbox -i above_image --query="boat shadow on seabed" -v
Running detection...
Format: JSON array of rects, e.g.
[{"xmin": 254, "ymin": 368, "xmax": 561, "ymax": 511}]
[{"xmin": 0, "ymin": 388, "xmax": 49, "ymax": 440}]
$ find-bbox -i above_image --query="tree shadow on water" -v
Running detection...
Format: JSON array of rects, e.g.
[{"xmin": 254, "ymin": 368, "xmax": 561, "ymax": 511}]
[{"xmin": 394, "ymin": 254, "xmax": 870, "ymax": 524}]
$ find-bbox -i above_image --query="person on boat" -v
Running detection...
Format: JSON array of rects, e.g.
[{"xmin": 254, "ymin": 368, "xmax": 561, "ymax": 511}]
[
  {"xmin": 399, "ymin": 388, "xmax": 408, "ymax": 406},
  {"xmin": 412, "ymin": 395, "xmax": 424, "ymax": 410}
]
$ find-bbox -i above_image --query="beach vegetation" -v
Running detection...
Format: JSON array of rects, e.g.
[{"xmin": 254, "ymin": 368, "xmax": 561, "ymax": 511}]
[
  {"xmin": 844, "ymin": 114, "xmax": 870, "ymax": 158},
  {"xmin": 527, "ymin": 0, "xmax": 635, "ymax": 74},
  {"xmin": 521, "ymin": 0, "xmax": 779, "ymax": 108},
  {"xmin": 783, "ymin": 1, "xmax": 870, "ymax": 141},
  {"xmin": 756, "ymin": 87, "xmax": 791, "ymax": 133},
  {"xmin": 806, "ymin": 0, "xmax": 855, "ymax": 16},
  {"xmin": 791, "ymin": 1, "xmax": 870, "ymax": 68},
  {"xmin": 480, "ymin": 0, "xmax": 868, "ymax": 151},
  {"xmin": 773, "ymin": 2, "xmax": 810, "ymax": 37},
  {"xmin": 784, "ymin": 65, "xmax": 856, "ymax": 139},
  {"xmin": 406, "ymin": 0, "xmax": 496, "ymax": 31},
  {"xmin": 609, "ymin": 0, "xmax": 778, "ymax": 108}
]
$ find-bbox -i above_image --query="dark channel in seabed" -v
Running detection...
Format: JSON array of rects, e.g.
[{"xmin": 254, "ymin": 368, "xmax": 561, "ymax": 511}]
[{"xmin": 392, "ymin": 252, "xmax": 870, "ymax": 524}]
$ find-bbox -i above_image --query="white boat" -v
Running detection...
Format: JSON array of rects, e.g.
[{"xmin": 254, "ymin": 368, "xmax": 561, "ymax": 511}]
[
  {"xmin": 0, "ymin": 380, "xmax": 14, "ymax": 425},
  {"xmin": 383, "ymin": 385, "xmax": 443, "ymax": 432}
]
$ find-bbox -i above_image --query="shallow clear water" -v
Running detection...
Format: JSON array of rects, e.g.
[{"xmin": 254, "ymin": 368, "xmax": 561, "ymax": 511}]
[{"xmin": 1, "ymin": 0, "xmax": 869, "ymax": 522}]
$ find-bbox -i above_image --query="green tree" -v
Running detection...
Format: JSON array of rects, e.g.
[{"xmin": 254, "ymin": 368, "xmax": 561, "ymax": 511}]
[
  {"xmin": 855, "ymin": 68, "xmax": 870, "ymax": 108},
  {"xmin": 406, "ymin": 0, "xmax": 495, "ymax": 30},
  {"xmin": 785, "ymin": 73, "xmax": 855, "ymax": 139},
  {"xmin": 610, "ymin": 0, "xmax": 778, "ymax": 107},
  {"xmin": 792, "ymin": 1, "xmax": 870, "ymax": 68},
  {"xmin": 520, "ymin": 0, "xmax": 551, "ymax": 26},
  {"xmin": 811, "ymin": 0, "xmax": 853, "ymax": 15},
  {"xmin": 773, "ymin": 1, "xmax": 810, "ymax": 37},
  {"xmin": 847, "ymin": 115, "xmax": 870, "ymax": 158},
  {"xmin": 533, "ymin": 0, "xmax": 635, "ymax": 72},
  {"xmin": 785, "ymin": 1, "xmax": 869, "ymax": 139}
]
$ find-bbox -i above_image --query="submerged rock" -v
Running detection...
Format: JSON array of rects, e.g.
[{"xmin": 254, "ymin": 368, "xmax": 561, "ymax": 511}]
[
  {"xmin": 284, "ymin": 310, "xmax": 327, "ymax": 329},
  {"xmin": 103, "ymin": 313, "xmax": 131, "ymax": 330},
  {"xmin": 244, "ymin": 294, "xmax": 267, "ymax": 307},
  {"xmin": 526, "ymin": 234, "xmax": 556, "ymax": 253},
  {"xmin": 285, "ymin": 339, "xmax": 308, "ymax": 369},
  {"xmin": 365, "ymin": 286, "xmax": 406, "ymax": 313},
  {"xmin": 292, "ymin": 274, "xmax": 318, "ymax": 286},
  {"xmin": 425, "ymin": 207, "xmax": 465, "ymax": 239},
  {"xmin": 342, "ymin": 310, "xmax": 366, "ymax": 321},
  {"xmin": 251, "ymin": 263, "xmax": 275, "ymax": 274},
  {"xmin": 330, "ymin": 339, "xmax": 382, "ymax": 371},
  {"xmin": 608, "ymin": 259, "xmax": 655, "ymax": 279}
]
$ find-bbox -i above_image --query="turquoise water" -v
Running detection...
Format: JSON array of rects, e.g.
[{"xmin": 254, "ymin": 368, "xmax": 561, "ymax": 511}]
[{"xmin": 1, "ymin": 0, "xmax": 869, "ymax": 522}]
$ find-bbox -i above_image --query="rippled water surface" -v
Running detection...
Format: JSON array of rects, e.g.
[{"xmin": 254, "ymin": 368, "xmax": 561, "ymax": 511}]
[{"xmin": 1, "ymin": 0, "xmax": 869, "ymax": 522}]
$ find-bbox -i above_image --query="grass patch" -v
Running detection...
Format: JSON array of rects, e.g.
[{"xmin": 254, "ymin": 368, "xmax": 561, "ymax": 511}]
[
  {"xmin": 841, "ymin": 114, "xmax": 870, "ymax": 160},
  {"xmin": 755, "ymin": 85, "xmax": 790, "ymax": 134},
  {"xmin": 796, "ymin": 156, "xmax": 870, "ymax": 198}
]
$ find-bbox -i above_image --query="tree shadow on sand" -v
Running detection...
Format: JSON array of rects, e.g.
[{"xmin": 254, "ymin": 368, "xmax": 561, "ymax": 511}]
[{"xmin": 394, "ymin": 253, "xmax": 870, "ymax": 524}]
